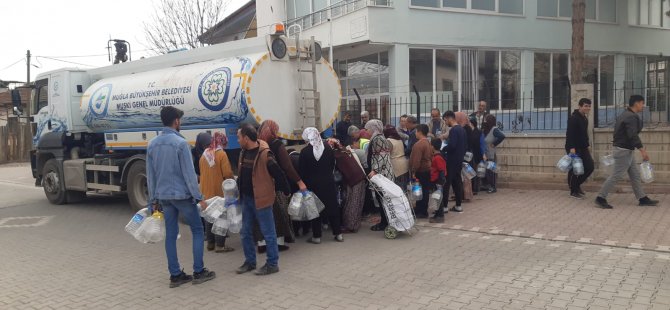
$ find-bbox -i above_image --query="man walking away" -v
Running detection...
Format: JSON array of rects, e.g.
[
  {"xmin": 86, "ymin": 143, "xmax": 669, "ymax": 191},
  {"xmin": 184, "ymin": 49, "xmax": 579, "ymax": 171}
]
[
  {"xmin": 147, "ymin": 106, "xmax": 215, "ymax": 288},
  {"xmin": 565, "ymin": 98, "xmax": 595, "ymax": 199},
  {"xmin": 596, "ymin": 95, "xmax": 658, "ymax": 209},
  {"xmin": 441, "ymin": 111, "xmax": 466, "ymax": 213},
  {"xmin": 409, "ymin": 124, "xmax": 432, "ymax": 218},
  {"xmin": 236, "ymin": 124, "xmax": 290, "ymax": 275}
]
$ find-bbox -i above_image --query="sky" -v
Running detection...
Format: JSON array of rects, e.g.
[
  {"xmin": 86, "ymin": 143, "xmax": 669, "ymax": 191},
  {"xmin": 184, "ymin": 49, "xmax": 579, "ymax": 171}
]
[{"xmin": 0, "ymin": 0, "xmax": 249, "ymax": 84}]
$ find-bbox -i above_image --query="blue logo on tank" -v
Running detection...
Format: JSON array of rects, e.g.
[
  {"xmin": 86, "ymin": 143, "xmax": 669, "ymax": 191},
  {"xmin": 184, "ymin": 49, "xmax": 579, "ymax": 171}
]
[
  {"xmin": 198, "ymin": 67, "xmax": 232, "ymax": 111},
  {"xmin": 88, "ymin": 84, "xmax": 113, "ymax": 117}
]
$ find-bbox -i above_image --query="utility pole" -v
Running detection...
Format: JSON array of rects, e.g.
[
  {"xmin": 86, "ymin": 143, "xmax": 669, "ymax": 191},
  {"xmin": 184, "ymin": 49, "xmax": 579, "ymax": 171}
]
[{"xmin": 26, "ymin": 50, "xmax": 31, "ymax": 85}]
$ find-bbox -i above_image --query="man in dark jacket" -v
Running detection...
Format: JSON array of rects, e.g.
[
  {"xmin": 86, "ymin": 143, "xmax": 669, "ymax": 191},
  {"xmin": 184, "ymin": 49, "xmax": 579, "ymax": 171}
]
[
  {"xmin": 596, "ymin": 95, "xmax": 658, "ymax": 209},
  {"xmin": 565, "ymin": 98, "xmax": 595, "ymax": 199},
  {"xmin": 437, "ymin": 111, "xmax": 467, "ymax": 217},
  {"xmin": 335, "ymin": 112, "xmax": 352, "ymax": 146}
]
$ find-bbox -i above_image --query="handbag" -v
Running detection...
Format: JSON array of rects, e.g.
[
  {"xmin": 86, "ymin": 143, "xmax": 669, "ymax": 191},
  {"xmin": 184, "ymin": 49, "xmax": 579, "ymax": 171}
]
[{"xmin": 334, "ymin": 149, "xmax": 366, "ymax": 187}]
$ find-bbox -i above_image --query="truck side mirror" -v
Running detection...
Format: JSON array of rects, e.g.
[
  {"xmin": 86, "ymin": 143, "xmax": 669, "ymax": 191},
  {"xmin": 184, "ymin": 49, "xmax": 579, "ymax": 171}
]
[{"xmin": 11, "ymin": 89, "xmax": 23, "ymax": 116}]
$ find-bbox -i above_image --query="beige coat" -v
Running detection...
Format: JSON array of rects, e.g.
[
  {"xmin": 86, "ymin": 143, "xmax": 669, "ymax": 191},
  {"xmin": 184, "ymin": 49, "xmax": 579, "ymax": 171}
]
[{"xmin": 388, "ymin": 138, "xmax": 409, "ymax": 177}]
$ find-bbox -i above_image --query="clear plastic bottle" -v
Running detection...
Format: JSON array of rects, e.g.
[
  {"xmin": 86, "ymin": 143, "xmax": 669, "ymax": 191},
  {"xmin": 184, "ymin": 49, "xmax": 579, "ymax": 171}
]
[
  {"xmin": 428, "ymin": 188, "xmax": 443, "ymax": 211},
  {"xmin": 464, "ymin": 151, "xmax": 473, "ymax": 162},
  {"xmin": 411, "ymin": 181, "xmax": 423, "ymax": 201},
  {"xmin": 222, "ymin": 179, "xmax": 239, "ymax": 203},
  {"xmin": 125, "ymin": 208, "xmax": 150, "ymax": 238},
  {"xmin": 486, "ymin": 161, "xmax": 499, "ymax": 173},
  {"xmin": 557, "ymin": 154, "xmax": 573, "ymax": 172},
  {"xmin": 572, "ymin": 156, "xmax": 584, "ymax": 176},
  {"xmin": 462, "ymin": 162, "xmax": 477, "ymax": 180},
  {"xmin": 477, "ymin": 161, "xmax": 487, "ymax": 178},
  {"xmin": 136, "ymin": 211, "xmax": 166, "ymax": 244},
  {"xmin": 640, "ymin": 161, "xmax": 654, "ymax": 183}
]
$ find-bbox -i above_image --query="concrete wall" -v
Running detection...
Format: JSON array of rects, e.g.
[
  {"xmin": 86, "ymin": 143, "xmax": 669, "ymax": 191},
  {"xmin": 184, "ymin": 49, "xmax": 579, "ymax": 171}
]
[{"xmin": 496, "ymin": 128, "xmax": 670, "ymax": 189}]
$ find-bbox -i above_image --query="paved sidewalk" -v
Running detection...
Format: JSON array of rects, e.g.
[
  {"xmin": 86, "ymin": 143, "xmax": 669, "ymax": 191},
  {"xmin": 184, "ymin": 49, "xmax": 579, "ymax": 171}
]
[{"xmin": 420, "ymin": 188, "xmax": 670, "ymax": 252}]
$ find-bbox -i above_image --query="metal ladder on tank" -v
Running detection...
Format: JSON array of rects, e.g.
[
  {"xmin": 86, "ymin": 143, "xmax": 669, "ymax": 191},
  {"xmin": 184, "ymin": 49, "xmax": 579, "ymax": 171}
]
[{"xmin": 293, "ymin": 32, "xmax": 322, "ymax": 134}]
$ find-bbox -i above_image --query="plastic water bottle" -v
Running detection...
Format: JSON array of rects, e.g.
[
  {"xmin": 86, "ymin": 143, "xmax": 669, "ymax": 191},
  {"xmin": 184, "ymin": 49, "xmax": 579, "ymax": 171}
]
[
  {"xmin": 125, "ymin": 208, "xmax": 150, "ymax": 237},
  {"xmin": 572, "ymin": 156, "xmax": 585, "ymax": 176},
  {"xmin": 411, "ymin": 181, "xmax": 423, "ymax": 201},
  {"xmin": 486, "ymin": 161, "xmax": 499, "ymax": 173},
  {"xmin": 428, "ymin": 188, "xmax": 442, "ymax": 211},
  {"xmin": 211, "ymin": 215, "xmax": 229, "ymax": 236},
  {"xmin": 462, "ymin": 162, "xmax": 477, "ymax": 180},
  {"xmin": 557, "ymin": 154, "xmax": 573, "ymax": 172},
  {"xmin": 203, "ymin": 197, "xmax": 226, "ymax": 224},
  {"xmin": 464, "ymin": 151, "xmax": 473, "ymax": 162},
  {"xmin": 136, "ymin": 211, "xmax": 166, "ymax": 244},
  {"xmin": 477, "ymin": 161, "xmax": 487, "ymax": 178},
  {"xmin": 222, "ymin": 179, "xmax": 239, "ymax": 203},
  {"xmin": 640, "ymin": 161, "xmax": 654, "ymax": 183}
]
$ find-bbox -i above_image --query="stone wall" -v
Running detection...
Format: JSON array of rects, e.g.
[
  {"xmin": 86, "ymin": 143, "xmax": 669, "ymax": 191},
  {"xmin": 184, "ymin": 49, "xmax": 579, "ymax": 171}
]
[{"xmin": 496, "ymin": 128, "xmax": 670, "ymax": 188}]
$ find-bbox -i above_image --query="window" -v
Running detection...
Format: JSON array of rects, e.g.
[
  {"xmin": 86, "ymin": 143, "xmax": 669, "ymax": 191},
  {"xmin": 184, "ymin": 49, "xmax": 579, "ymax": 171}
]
[
  {"xmin": 478, "ymin": 51, "xmax": 500, "ymax": 110},
  {"xmin": 533, "ymin": 52, "xmax": 570, "ymax": 109},
  {"xmin": 539, "ymin": 0, "xmax": 617, "ymax": 22},
  {"xmin": 436, "ymin": 49, "xmax": 459, "ymax": 109},
  {"xmin": 501, "ymin": 51, "xmax": 521, "ymax": 109},
  {"xmin": 412, "ymin": 0, "xmax": 523, "ymax": 15},
  {"xmin": 409, "ymin": 49, "xmax": 434, "ymax": 100},
  {"xmin": 338, "ymin": 52, "xmax": 390, "ymax": 114},
  {"xmin": 534, "ymin": 53, "xmax": 551, "ymax": 108},
  {"xmin": 630, "ymin": 0, "xmax": 670, "ymax": 28},
  {"xmin": 600, "ymin": 55, "xmax": 615, "ymax": 106},
  {"xmin": 35, "ymin": 82, "xmax": 49, "ymax": 112},
  {"xmin": 553, "ymin": 53, "xmax": 570, "ymax": 108}
]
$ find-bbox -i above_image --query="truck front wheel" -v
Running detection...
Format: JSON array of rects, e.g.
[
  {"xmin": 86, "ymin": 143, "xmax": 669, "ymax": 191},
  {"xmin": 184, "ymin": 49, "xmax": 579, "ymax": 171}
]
[
  {"xmin": 42, "ymin": 159, "xmax": 67, "ymax": 205},
  {"xmin": 127, "ymin": 160, "xmax": 148, "ymax": 211}
]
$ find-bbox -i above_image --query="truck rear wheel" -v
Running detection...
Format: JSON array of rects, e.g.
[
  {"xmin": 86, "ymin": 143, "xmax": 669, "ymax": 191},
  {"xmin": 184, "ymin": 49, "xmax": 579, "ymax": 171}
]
[
  {"xmin": 42, "ymin": 159, "xmax": 67, "ymax": 205},
  {"xmin": 127, "ymin": 160, "xmax": 148, "ymax": 211}
]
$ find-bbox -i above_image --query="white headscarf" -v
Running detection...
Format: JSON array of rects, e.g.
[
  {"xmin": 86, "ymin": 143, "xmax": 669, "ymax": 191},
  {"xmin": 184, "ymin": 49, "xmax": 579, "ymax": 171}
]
[
  {"xmin": 302, "ymin": 127, "xmax": 324, "ymax": 161},
  {"xmin": 364, "ymin": 119, "xmax": 384, "ymax": 138}
]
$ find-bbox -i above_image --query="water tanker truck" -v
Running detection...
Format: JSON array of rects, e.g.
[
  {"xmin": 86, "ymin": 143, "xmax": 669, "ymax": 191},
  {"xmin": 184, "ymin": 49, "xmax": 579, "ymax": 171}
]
[{"xmin": 20, "ymin": 28, "xmax": 341, "ymax": 210}]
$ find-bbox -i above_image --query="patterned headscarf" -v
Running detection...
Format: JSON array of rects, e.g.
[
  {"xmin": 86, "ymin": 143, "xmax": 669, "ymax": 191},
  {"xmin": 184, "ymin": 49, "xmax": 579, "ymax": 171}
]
[
  {"xmin": 258, "ymin": 120, "xmax": 279, "ymax": 142},
  {"xmin": 455, "ymin": 112, "xmax": 468, "ymax": 127},
  {"xmin": 302, "ymin": 127, "xmax": 324, "ymax": 161},
  {"xmin": 203, "ymin": 131, "xmax": 228, "ymax": 167},
  {"xmin": 364, "ymin": 119, "xmax": 384, "ymax": 138}
]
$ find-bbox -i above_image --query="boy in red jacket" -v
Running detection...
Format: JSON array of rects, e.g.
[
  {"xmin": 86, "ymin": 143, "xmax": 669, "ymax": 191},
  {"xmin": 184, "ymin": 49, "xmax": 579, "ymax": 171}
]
[{"xmin": 429, "ymin": 138, "xmax": 447, "ymax": 223}]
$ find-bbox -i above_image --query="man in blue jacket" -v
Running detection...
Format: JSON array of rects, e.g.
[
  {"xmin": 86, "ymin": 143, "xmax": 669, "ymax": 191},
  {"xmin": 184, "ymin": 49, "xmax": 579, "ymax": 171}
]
[
  {"xmin": 147, "ymin": 106, "xmax": 216, "ymax": 288},
  {"xmin": 596, "ymin": 95, "xmax": 658, "ymax": 209}
]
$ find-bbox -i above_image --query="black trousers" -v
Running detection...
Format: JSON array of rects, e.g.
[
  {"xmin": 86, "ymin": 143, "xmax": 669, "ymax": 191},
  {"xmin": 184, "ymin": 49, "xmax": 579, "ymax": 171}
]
[
  {"xmin": 567, "ymin": 148, "xmax": 595, "ymax": 192},
  {"xmin": 437, "ymin": 163, "xmax": 463, "ymax": 216},
  {"xmin": 413, "ymin": 171, "xmax": 432, "ymax": 217}
]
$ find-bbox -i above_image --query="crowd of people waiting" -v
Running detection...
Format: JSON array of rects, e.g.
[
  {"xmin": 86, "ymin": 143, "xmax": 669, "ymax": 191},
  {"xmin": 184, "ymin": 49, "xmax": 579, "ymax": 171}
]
[{"xmin": 146, "ymin": 102, "xmax": 505, "ymax": 286}]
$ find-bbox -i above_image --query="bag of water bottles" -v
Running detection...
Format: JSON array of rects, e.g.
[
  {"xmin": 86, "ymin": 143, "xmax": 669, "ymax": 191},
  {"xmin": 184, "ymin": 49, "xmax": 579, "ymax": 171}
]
[
  {"xmin": 288, "ymin": 191, "xmax": 324, "ymax": 221},
  {"xmin": 125, "ymin": 207, "xmax": 151, "ymax": 238},
  {"xmin": 600, "ymin": 154, "xmax": 614, "ymax": 175},
  {"xmin": 225, "ymin": 199, "xmax": 243, "ymax": 233},
  {"xmin": 640, "ymin": 161, "xmax": 654, "ymax": 183},
  {"xmin": 556, "ymin": 154, "xmax": 573, "ymax": 172},
  {"xmin": 288, "ymin": 192, "xmax": 306, "ymax": 220},
  {"xmin": 486, "ymin": 161, "xmax": 499, "ymax": 173},
  {"xmin": 135, "ymin": 211, "xmax": 166, "ymax": 244},
  {"xmin": 201, "ymin": 196, "xmax": 226, "ymax": 224},
  {"xmin": 211, "ymin": 213, "xmax": 229, "ymax": 236}
]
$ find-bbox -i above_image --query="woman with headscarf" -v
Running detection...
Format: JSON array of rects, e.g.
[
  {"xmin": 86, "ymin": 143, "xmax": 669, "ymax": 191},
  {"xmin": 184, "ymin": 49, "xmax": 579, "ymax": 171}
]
[
  {"xmin": 255, "ymin": 120, "xmax": 305, "ymax": 252},
  {"xmin": 199, "ymin": 131, "xmax": 235, "ymax": 252},
  {"xmin": 455, "ymin": 112, "xmax": 474, "ymax": 201},
  {"xmin": 365, "ymin": 119, "xmax": 396, "ymax": 232},
  {"xmin": 299, "ymin": 127, "xmax": 343, "ymax": 243},
  {"xmin": 481, "ymin": 114, "xmax": 506, "ymax": 194},
  {"xmin": 193, "ymin": 132, "xmax": 212, "ymax": 177},
  {"xmin": 384, "ymin": 125, "xmax": 409, "ymax": 191}
]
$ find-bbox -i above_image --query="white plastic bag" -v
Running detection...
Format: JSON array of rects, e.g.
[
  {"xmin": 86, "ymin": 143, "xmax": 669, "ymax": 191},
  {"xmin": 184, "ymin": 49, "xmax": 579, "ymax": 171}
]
[
  {"xmin": 135, "ymin": 211, "xmax": 165, "ymax": 244},
  {"xmin": 572, "ymin": 156, "xmax": 584, "ymax": 176},
  {"xmin": 428, "ymin": 188, "xmax": 442, "ymax": 212},
  {"xmin": 302, "ymin": 192, "xmax": 321, "ymax": 221},
  {"xmin": 226, "ymin": 200, "xmax": 243, "ymax": 234},
  {"xmin": 557, "ymin": 154, "xmax": 573, "ymax": 172},
  {"xmin": 211, "ymin": 214, "xmax": 229, "ymax": 236},
  {"xmin": 202, "ymin": 196, "xmax": 226, "ymax": 224},
  {"xmin": 640, "ymin": 161, "xmax": 654, "ymax": 183},
  {"xmin": 288, "ymin": 192, "xmax": 305, "ymax": 221},
  {"xmin": 369, "ymin": 174, "xmax": 414, "ymax": 232}
]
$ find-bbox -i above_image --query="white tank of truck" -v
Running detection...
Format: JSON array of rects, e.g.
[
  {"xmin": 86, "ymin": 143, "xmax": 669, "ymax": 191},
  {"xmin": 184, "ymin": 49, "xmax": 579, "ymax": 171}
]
[{"xmin": 81, "ymin": 51, "xmax": 341, "ymax": 140}]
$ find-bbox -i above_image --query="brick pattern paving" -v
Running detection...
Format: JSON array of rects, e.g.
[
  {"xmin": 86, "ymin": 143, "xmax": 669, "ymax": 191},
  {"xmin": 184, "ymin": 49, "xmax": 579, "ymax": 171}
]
[{"xmin": 421, "ymin": 189, "xmax": 670, "ymax": 251}]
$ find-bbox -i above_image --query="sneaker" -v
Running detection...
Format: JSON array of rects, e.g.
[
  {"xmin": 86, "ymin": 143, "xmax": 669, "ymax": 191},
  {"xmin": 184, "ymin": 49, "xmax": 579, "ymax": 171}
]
[
  {"xmin": 429, "ymin": 216, "xmax": 445, "ymax": 223},
  {"xmin": 278, "ymin": 245, "xmax": 290, "ymax": 251},
  {"xmin": 192, "ymin": 268, "xmax": 216, "ymax": 285},
  {"xmin": 487, "ymin": 188, "xmax": 497, "ymax": 194},
  {"xmin": 215, "ymin": 246, "xmax": 234, "ymax": 253},
  {"xmin": 334, "ymin": 234, "xmax": 344, "ymax": 242},
  {"xmin": 169, "ymin": 271, "xmax": 193, "ymax": 288},
  {"xmin": 307, "ymin": 237, "xmax": 321, "ymax": 244},
  {"xmin": 206, "ymin": 241, "xmax": 215, "ymax": 251},
  {"xmin": 236, "ymin": 262, "xmax": 256, "ymax": 274},
  {"xmin": 451, "ymin": 206, "xmax": 463, "ymax": 213},
  {"xmin": 639, "ymin": 196, "xmax": 659, "ymax": 207},
  {"xmin": 570, "ymin": 192, "xmax": 584, "ymax": 200},
  {"xmin": 254, "ymin": 264, "xmax": 279, "ymax": 276},
  {"xmin": 595, "ymin": 197, "xmax": 613, "ymax": 209},
  {"xmin": 370, "ymin": 223, "xmax": 387, "ymax": 231}
]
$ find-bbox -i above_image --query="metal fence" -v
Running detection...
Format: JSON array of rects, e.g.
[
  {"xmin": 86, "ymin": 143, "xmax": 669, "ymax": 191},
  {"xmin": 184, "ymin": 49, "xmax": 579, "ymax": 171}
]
[{"xmin": 338, "ymin": 83, "xmax": 669, "ymax": 133}]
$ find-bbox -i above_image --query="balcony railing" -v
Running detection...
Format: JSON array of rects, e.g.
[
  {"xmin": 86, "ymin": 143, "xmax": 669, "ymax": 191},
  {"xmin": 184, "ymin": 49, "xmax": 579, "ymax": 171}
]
[{"xmin": 286, "ymin": 0, "xmax": 392, "ymax": 36}]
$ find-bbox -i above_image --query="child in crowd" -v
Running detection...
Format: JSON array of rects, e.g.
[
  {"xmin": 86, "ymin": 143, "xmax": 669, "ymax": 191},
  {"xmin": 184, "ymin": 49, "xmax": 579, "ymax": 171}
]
[{"xmin": 429, "ymin": 138, "xmax": 447, "ymax": 223}]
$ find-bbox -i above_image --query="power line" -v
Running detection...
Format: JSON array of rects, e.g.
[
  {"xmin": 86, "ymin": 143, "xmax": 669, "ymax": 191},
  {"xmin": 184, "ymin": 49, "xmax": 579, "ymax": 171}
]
[
  {"xmin": 36, "ymin": 56, "xmax": 96, "ymax": 67},
  {"xmin": 0, "ymin": 58, "xmax": 25, "ymax": 71}
]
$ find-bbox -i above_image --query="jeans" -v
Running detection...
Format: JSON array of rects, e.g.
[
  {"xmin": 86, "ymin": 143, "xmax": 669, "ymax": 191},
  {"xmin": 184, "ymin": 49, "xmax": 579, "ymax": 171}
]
[
  {"xmin": 567, "ymin": 148, "xmax": 595, "ymax": 193},
  {"xmin": 240, "ymin": 197, "xmax": 279, "ymax": 267},
  {"xmin": 160, "ymin": 199, "xmax": 204, "ymax": 276},
  {"xmin": 437, "ymin": 162, "xmax": 463, "ymax": 216},
  {"xmin": 598, "ymin": 147, "xmax": 646, "ymax": 200}
]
